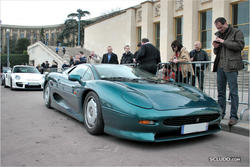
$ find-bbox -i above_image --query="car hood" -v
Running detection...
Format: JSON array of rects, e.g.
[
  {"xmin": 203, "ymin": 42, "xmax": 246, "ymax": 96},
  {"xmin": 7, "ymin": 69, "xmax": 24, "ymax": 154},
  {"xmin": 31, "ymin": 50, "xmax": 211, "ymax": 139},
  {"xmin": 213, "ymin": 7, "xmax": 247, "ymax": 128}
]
[
  {"xmin": 12, "ymin": 73, "xmax": 43, "ymax": 81},
  {"xmin": 119, "ymin": 82, "xmax": 218, "ymax": 111}
]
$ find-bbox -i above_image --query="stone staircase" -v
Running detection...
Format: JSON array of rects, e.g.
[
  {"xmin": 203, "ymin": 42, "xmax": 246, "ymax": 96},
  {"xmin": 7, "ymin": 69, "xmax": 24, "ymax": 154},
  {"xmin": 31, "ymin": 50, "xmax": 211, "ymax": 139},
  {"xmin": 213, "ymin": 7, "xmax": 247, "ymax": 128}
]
[
  {"xmin": 203, "ymin": 68, "xmax": 249, "ymax": 91},
  {"xmin": 47, "ymin": 46, "xmax": 93, "ymax": 62}
]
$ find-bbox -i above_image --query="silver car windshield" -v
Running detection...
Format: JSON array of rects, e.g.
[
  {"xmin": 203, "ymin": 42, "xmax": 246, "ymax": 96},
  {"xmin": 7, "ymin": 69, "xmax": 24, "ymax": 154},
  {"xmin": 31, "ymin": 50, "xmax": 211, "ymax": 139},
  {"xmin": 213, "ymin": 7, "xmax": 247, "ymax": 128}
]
[{"xmin": 13, "ymin": 67, "xmax": 40, "ymax": 73}]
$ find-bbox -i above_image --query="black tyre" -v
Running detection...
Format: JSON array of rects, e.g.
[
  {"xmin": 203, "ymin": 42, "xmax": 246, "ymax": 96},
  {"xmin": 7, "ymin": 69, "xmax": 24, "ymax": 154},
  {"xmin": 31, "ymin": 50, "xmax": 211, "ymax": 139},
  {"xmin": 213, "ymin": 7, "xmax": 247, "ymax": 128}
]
[
  {"xmin": 10, "ymin": 78, "xmax": 14, "ymax": 90},
  {"xmin": 4, "ymin": 79, "xmax": 7, "ymax": 88},
  {"xmin": 44, "ymin": 83, "xmax": 51, "ymax": 108},
  {"xmin": 83, "ymin": 91, "xmax": 104, "ymax": 135}
]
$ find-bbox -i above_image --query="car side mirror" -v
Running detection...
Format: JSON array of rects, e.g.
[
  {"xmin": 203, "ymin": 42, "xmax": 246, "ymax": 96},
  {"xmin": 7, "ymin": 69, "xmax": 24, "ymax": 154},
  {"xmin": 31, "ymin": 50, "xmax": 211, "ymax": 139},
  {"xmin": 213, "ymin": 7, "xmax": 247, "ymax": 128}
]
[
  {"xmin": 68, "ymin": 74, "xmax": 81, "ymax": 82},
  {"xmin": 7, "ymin": 70, "xmax": 11, "ymax": 73},
  {"xmin": 68, "ymin": 74, "xmax": 86, "ymax": 86}
]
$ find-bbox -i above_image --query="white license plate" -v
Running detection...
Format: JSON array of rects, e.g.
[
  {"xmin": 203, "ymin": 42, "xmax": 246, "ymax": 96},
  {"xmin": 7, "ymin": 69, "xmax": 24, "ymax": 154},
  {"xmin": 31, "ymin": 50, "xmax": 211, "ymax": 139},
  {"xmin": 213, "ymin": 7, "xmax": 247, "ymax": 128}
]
[
  {"xmin": 181, "ymin": 123, "xmax": 208, "ymax": 134},
  {"xmin": 28, "ymin": 82, "xmax": 39, "ymax": 86}
]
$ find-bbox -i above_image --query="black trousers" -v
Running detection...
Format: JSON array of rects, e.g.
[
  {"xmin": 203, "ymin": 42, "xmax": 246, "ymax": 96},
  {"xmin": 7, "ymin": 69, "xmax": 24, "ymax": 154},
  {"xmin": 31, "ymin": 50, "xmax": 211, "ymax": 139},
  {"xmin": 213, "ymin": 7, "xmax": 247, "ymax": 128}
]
[
  {"xmin": 175, "ymin": 70, "xmax": 188, "ymax": 83},
  {"xmin": 192, "ymin": 68, "xmax": 204, "ymax": 91}
]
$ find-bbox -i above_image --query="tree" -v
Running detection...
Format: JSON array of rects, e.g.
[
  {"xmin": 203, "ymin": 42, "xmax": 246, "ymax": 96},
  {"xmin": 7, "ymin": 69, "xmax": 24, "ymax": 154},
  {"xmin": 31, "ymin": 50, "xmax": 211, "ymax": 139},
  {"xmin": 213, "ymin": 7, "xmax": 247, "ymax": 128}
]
[
  {"xmin": 68, "ymin": 9, "xmax": 90, "ymax": 47},
  {"xmin": 64, "ymin": 19, "xmax": 78, "ymax": 46},
  {"xmin": 15, "ymin": 38, "xmax": 30, "ymax": 54}
]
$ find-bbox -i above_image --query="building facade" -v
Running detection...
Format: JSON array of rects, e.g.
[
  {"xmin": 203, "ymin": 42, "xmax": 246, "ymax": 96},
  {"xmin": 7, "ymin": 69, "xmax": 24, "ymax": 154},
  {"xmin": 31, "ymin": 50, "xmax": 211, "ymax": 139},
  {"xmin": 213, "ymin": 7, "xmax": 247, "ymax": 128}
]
[
  {"xmin": 84, "ymin": 0, "xmax": 249, "ymax": 63},
  {"xmin": 1, "ymin": 24, "xmax": 64, "ymax": 53}
]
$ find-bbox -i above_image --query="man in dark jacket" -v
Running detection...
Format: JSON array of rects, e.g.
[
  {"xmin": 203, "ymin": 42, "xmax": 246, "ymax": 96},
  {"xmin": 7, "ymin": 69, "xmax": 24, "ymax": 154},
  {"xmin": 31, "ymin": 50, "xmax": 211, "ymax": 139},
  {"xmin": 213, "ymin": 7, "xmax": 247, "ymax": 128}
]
[
  {"xmin": 101, "ymin": 46, "xmax": 119, "ymax": 64},
  {"xmin": 190, "ymin": 41, "xmax": 209, "ymax": 91},
  {"xmin": 136, "ymin": 38, "xmax": 161, "ymax": 74},
  {"xmin": 120, "ymin": 45, "xmax": 134, "ymax": 64},
  {"xmin": 212, "ymin": 17, "xmax": 245, "ymax": 126}
]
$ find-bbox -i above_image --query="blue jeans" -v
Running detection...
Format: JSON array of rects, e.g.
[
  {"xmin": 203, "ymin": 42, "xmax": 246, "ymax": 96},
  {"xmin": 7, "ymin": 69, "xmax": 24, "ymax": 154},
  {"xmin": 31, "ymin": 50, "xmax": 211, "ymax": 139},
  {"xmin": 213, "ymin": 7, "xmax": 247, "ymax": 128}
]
[{"xmin": 217, "ymin": 68, "xmax": 239, "ymax": 120}]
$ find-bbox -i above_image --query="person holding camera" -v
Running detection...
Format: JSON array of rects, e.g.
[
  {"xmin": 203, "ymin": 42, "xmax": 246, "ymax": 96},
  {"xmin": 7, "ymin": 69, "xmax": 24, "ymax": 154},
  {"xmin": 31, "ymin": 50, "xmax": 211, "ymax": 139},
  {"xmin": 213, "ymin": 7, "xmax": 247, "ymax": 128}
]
[{"xmin": 212, "ymin": 17, "xmax": 245, "ymax": 126}]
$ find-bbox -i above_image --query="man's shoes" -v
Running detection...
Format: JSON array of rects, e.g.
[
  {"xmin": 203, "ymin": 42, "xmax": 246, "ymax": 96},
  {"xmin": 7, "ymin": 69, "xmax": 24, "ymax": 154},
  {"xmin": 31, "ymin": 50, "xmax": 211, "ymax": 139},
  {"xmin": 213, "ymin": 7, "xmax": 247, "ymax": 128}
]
[{"xmin": 228, "ymin": 119, "xmax": 237, "ymax": 126}]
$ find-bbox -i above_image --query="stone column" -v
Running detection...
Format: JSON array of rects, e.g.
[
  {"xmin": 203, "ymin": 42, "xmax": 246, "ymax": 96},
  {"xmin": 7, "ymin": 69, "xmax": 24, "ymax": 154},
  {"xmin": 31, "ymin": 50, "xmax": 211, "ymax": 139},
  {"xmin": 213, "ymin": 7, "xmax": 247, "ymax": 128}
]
[
  {"xmin": 141, "ymin": 1, "xmax": 153, "ymax": 42},
  {"xmin": 160, "ymin": 0, "xmax": 174, "ymax": 62},
  {"xmin": 211, "ymin": 0, "xmax": 230, "ymax": 61},
  {"xmin": 2, "ymin": 28, "xmax": 7, "ymax": 51},
  {"xmin": 126, "ymin": 8, "xmax": 136, "ymax": 53},
  {"xmin": 183, "ymin": 0, "xmax": 198, "ymax": 52},
  {"xmin": 17, "ymin": 29, "xmax": 20, "ymax": 39}
]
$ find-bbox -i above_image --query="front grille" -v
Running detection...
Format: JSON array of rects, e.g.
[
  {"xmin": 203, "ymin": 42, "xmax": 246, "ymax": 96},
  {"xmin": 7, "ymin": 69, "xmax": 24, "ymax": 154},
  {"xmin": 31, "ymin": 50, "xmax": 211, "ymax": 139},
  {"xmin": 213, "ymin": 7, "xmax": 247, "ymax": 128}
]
[
  {"xmin": 25, "ymin": 85, "xmax": 41, "ymax": 89},
  {"xmin": 163, "ymin": 114, "xmax": 220, "ymax": 126},
  {"xmin": 16, "ymin": 82, "xmax": 23, "ymax": 87}
]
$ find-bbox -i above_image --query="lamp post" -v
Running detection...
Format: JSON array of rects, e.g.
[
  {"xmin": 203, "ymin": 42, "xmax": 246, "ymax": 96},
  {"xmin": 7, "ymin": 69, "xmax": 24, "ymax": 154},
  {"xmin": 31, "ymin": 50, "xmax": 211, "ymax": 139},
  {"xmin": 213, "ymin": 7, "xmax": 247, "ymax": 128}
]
[
  {"xmin": 77, "ymin": 15, "xmax": 81, "ymax": 47},
  {"xmin": 6, "ymin": 29, "xmax": 10, "ymax": 68}
]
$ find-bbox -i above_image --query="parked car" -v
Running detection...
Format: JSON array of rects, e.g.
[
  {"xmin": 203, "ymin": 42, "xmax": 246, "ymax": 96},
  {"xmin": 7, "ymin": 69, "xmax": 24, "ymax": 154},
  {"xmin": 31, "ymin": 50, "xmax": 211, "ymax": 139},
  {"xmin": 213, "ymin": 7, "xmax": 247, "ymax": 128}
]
[
  {"xmin": 5, "ymin": 65, "xmax": 45, "ymax": 90},
  {"xmin": 43, "ymin": 64, "xmax": 222, "ymax": 142},
  {"xmin": 1, "ymin": 67, "xmax": 11, "ymax": 86}
]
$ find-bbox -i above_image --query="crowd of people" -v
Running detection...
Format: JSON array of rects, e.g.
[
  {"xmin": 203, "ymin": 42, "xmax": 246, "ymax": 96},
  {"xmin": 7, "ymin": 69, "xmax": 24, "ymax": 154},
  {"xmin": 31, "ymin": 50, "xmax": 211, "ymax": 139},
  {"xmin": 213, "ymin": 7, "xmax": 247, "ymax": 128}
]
[{"xmin": 36, "ymin": 60, "xmax": 58, "ymax": 74}]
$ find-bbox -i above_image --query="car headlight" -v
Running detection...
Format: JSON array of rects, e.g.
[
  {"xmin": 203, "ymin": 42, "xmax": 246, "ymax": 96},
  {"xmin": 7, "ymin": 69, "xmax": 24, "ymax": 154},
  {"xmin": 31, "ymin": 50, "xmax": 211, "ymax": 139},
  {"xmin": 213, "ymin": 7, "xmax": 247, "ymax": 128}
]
[
  {"xmin": 15, "ymin": 75, "xmax": 21, "ymax": 80},
  {"xmin": 121, "ymin": 91, "xmax": 152, "ymax": 109}
]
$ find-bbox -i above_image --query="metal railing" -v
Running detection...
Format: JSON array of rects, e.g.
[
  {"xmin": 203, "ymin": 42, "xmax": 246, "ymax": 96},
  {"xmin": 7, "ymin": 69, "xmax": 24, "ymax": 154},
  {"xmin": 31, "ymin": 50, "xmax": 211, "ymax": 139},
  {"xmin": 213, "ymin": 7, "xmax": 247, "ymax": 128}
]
[
  {"xmin": 157, "ymin": 61, "xmax": 249, "ymax": 120},
  {"xmin": 37, "ymin": 67, "xmax": 69, "ymax": 74}
]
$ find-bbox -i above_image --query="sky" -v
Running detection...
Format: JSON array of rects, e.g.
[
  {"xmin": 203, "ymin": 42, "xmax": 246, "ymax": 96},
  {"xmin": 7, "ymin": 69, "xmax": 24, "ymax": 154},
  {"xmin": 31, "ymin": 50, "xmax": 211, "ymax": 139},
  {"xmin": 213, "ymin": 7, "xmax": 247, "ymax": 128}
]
[{"xmin": 1, "ymin": 0, "xmax": 146, "ymax": 26}]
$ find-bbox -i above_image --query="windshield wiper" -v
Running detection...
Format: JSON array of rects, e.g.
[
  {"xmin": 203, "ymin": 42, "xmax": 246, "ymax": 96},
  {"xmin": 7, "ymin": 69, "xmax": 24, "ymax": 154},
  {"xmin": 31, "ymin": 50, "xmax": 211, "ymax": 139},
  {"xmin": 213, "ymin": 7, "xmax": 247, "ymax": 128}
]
[
  {"xmin": 101, "ymin": 77, "xmax": 139, "ymax": 82},
  {"xmin": 101, "ymin": 77, "xmax": 167, "ymax": 84},
  {"xmin": 135, "ymin": 77, "xmax": 167, "ymax": 84}
]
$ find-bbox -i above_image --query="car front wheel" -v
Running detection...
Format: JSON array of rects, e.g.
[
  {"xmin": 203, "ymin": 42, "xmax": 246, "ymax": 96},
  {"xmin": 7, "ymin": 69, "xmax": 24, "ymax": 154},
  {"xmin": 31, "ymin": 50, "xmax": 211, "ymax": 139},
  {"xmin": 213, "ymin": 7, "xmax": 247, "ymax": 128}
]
[
  {"xmin": 83, "ymin": 91, "xmax": 104, "ymax": 135},
  {"xmin": 10, "ymin": 78, "xmax": 14, "ymax": 90},
  {"xmin": 44, "ymin": 83, "xmax": 51, "ymax": 108}
]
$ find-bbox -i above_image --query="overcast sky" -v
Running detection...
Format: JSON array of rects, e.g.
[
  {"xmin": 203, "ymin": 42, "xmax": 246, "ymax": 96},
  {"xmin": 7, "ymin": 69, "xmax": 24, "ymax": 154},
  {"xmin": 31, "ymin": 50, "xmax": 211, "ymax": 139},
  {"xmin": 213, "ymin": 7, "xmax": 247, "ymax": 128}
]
[{"xmin": 1, "ymin": 0, "xmax": 146, "ymax": 26}]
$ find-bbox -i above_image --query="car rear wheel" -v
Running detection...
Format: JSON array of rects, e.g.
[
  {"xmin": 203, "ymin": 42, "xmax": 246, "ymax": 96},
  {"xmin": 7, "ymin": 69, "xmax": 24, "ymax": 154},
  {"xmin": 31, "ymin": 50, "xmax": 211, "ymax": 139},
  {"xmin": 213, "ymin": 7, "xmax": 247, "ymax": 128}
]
[
  {"xmin": 44, "ymin": 83, "xmax": 51, "ymax": 108},
  {"xmin": 83, "ymin": 91, "xmax": 104, "ymax": 135},
  {"xmin": 4, "ymin": 79, "xmax": 7, "ymax": 88}
]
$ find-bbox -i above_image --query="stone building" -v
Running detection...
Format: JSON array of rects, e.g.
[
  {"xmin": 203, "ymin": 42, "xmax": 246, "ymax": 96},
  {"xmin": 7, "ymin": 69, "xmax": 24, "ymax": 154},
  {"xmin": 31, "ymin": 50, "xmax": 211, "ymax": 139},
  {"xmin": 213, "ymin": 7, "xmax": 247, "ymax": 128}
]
[
  {"xmin": 84, "ymin": 0, "xmax": 249, "ymax": 62},
  {"xmin": 1, "ymin": 24, "xmax": 64, "ymax": 52}
]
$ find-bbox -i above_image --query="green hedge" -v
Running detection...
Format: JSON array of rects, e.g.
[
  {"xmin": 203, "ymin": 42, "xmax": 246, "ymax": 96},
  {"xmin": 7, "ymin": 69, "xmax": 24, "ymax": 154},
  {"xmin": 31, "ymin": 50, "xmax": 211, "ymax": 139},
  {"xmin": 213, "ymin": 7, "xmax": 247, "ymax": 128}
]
[{"xmin": 1, "ymin": 54, "xmax": 29, "ymax": 67}]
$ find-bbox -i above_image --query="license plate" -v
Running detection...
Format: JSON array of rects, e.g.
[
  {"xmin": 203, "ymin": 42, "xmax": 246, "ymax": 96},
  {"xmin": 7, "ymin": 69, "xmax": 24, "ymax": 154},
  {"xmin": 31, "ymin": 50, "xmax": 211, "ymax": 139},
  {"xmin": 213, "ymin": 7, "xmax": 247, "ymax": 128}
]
[
  {"xmin": 28, "ymin": 82, "xmax": 39, "ymax": 86},
  {"xmin": 181, "ymin": 123, "xmax": 208, "ymax": 134}
]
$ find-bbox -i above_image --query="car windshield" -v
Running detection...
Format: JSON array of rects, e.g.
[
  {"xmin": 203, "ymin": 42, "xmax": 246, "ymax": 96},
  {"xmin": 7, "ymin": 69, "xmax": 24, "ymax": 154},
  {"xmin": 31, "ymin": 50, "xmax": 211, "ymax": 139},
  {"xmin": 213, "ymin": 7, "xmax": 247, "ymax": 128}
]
[
  {"xmin": 95, "ymin": 64, "xmax": 162, "ymax": 82},
  {"xmin": 13, "ymin": 66, "xmax": 40, "ymax": 73},
  {"xmin": 2, "ymin": 67, "xmax": 11, "ymax": 73}
]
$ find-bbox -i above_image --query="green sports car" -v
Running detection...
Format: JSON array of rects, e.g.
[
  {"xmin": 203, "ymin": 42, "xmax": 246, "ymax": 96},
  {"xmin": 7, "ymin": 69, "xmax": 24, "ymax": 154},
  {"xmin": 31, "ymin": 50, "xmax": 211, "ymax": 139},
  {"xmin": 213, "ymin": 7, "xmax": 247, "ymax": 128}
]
[{"xmin": 43, "ymin": 64, "xmax": 222, "ymax": 142}]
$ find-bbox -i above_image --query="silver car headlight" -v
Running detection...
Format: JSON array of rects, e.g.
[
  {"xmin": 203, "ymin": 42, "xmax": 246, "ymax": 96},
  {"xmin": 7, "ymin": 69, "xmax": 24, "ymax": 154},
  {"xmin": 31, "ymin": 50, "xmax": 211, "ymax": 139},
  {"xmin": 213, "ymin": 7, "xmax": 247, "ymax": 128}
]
[{"xmin": 15, "ymin": 75, "xmax": 21, "ymax": 80}]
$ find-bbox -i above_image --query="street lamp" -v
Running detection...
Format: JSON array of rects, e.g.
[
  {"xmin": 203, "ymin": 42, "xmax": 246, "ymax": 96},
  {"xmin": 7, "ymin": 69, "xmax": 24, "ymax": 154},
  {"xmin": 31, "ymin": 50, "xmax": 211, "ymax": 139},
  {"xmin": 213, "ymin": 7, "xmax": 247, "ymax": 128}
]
[
  {"xmin": 77, "ymin": 15, "xmax": 81, "ymax": 47},
  {"xmin": 6, "ymin": 28, "xmax": 10, "ymax": 68}
]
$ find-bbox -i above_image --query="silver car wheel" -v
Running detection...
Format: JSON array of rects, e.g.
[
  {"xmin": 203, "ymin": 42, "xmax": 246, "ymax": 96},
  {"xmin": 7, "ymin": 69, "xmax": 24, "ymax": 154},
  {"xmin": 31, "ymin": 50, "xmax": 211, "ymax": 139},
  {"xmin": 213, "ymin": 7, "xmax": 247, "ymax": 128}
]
[{"xmin": 85, "ymin": 98, "xmax": 97, "ymax": 128}]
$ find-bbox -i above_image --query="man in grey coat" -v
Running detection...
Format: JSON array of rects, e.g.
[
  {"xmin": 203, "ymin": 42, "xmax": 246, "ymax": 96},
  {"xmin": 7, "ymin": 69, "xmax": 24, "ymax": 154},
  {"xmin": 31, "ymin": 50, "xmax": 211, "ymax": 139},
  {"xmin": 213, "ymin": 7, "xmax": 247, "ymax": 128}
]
[{"xmin": 212, "ymin": 17, "xmax": 245, "ymax": 126}]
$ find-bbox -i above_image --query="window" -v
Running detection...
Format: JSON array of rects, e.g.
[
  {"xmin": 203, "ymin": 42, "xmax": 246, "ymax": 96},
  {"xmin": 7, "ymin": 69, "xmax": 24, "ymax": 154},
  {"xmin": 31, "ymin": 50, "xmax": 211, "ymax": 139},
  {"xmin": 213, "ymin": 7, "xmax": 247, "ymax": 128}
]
[
  {"xmin": 33, "ymin": 33, "xmax": 37, "ymax": 39},
  {"xmin": 137, "ymin": 27, "xmax": 141, "ymax": 44},
  {"xmin": 51, "ymin": 33, "xmax": 54, "ymax": 41},
  {"xmin": 69, "ymin": 65, "xmax": 88, "ymax": 78},
  {"xmin": 82, "ymin": 68, "xmax": 94, "ymax": 81},
  {"xmin": 199, "ymin": 9, "xmax": 212, "ymax": 49},
  {"xmin": 232, "ymin": 1, "xmax": 249, "ymax": 46},
  {"xmin": 20, "ymin": 33, "xmax": 24, "ymax": 38},
  {"xmin": 175, "ymin": 17, "xmax": 183, "ymax": 44},
  {"xmin": 154, "ymin": 22, "xmax": 160, "ymax": 49},
  {"xmin": 12, "ymin": 32, "xmax": 17, "ymax": 41},
  {"xmin": 26, "ymin": 32, "xmax": 31, "ymax": 40}
]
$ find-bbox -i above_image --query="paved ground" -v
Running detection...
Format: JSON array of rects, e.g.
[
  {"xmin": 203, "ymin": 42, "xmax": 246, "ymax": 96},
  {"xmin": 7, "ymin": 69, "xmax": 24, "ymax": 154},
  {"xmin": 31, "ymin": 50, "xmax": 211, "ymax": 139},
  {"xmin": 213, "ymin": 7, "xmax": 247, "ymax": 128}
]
[{"xmin": 1, "ymin": 87, "xmax": 249, "ymax": 166}]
